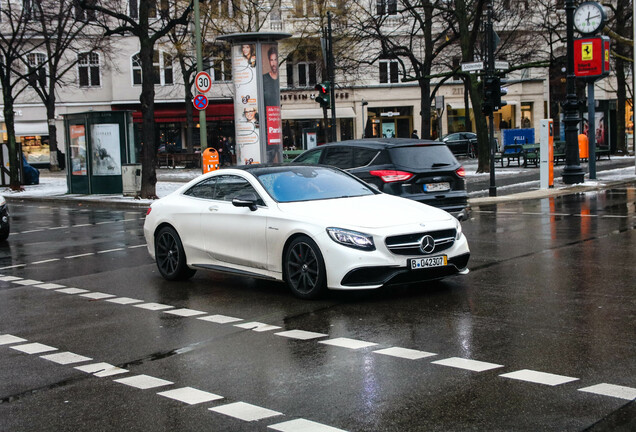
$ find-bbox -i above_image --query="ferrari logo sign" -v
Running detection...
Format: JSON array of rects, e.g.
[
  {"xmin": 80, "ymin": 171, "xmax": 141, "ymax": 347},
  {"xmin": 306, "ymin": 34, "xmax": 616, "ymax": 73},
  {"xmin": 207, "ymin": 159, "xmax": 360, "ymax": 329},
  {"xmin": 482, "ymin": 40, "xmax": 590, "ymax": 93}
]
[{"xmin": 581, "ymin": 42, "xmax": 593, "ymax": 61}]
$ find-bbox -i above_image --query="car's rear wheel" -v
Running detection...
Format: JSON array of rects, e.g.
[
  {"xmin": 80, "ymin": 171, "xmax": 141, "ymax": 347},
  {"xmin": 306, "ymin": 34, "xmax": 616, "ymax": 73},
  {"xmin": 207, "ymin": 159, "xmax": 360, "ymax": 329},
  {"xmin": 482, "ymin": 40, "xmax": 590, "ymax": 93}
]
[
  {"xmin": 285, "ymin": 236, "xmax": 327, "ymax": 299},
  {"xmin": 155, "ymin": 226, "xmax": 196, "ymax": 281}
]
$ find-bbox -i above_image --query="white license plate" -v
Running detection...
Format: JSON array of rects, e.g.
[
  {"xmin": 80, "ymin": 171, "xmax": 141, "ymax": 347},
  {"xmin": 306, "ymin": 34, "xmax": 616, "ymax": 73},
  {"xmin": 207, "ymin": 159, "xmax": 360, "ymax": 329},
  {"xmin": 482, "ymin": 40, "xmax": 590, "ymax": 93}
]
[
  {"xmin": 424, "ymin": 182, "xmax": 450, "ymax": 192},
  {"xmin": 409, "ymin": 256, "xmax": 448, "ymax": 270}
]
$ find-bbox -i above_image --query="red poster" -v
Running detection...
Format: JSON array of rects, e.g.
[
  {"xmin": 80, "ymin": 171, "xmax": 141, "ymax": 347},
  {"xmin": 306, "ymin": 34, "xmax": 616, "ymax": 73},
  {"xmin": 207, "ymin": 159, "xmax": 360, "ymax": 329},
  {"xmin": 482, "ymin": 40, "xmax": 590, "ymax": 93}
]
[{"xmin": 574, "ymin": 36, "xmax": 610, "ymax": 79}]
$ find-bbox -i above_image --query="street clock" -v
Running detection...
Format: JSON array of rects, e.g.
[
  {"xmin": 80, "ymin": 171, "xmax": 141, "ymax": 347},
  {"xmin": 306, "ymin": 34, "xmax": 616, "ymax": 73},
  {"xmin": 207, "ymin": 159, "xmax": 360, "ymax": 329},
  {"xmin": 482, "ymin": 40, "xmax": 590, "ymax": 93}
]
[{"xmin": 574, "ymin": 1, "xmax": 606, "ymax": 35}]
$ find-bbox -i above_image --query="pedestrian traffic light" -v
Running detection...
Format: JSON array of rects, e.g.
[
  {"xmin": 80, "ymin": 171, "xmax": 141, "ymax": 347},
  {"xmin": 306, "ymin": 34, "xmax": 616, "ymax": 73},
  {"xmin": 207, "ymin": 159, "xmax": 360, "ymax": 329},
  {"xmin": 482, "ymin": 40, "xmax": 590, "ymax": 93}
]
[{"xmin": 315, "ymin": 81, "xmax": 330, "ymax": 109}]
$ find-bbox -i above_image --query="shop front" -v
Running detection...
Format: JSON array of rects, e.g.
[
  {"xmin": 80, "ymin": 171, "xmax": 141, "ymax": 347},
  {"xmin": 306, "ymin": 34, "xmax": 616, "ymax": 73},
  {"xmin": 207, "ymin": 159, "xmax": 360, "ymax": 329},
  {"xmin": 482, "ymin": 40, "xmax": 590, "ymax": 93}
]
[{"xmin": 280, "ymin": 104, "xmax": 355, "ymax": 150}]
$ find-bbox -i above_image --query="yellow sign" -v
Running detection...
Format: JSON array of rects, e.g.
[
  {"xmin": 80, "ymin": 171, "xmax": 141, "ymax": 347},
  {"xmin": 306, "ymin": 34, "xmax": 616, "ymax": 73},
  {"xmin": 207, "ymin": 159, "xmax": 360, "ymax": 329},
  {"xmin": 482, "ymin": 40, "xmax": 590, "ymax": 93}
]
[{"xmin": 581, "ymin": 42, "xmax": 593, "ymax": 61}]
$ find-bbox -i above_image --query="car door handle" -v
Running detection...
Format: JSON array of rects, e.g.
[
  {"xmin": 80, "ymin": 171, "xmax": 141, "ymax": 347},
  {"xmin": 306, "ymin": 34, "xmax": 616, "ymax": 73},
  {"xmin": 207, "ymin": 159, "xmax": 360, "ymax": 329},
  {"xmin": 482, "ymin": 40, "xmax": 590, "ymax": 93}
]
[{"xmin": 208, "ymin": 206, "xmax": 219, "ymax": 212}]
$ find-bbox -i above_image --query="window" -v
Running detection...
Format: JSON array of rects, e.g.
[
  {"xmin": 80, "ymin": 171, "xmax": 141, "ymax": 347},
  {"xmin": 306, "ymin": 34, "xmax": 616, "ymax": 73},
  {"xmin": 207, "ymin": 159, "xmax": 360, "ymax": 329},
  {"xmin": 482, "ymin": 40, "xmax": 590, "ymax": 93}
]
[
  {"xmin": 132, "ymin": 51, "xmax": 173, "ymax": 86},
  {"xmin": 26, "ymin": 53, "xmax": 46, "ymax": 88},
  {"xmin": 208, "ymin": 0, "xmax": 238, "ymax": 18},
  {"xmin": 23, "ymin": 0, "xmax": 41, "ymax": 20},
  {"xmin": 213, "ymin": 176, "xmax": 262, "ymax": 203},
  {"xmin": 379, "ymin": 60, "xmax": 399, "ymax": 84},
  {"xmin": 294, "ymin": 0, "xmax": 316, "ymax": 17},
  {"xmin": 296, "ymin": 62, "xmax": 317, "ymax": 87},
  {"xmin": 377, "ymin": 0, "xmax": 397, "ymax": 16},
  {"xmin": 74, "ymin": 0, "xmax": 96, "ymax": 21},
  {"xmin": 129, "ymin": 0, "xmax": 168, "ymax": 19},
  {"xmin": 207, "ymin": 58, "xmax": 232, "ymax": 82},
  {"xmin": 185, "ymin": 178, "xmax": 217, "ymax": 199},
  {"xmin": 323, "ymin": 147, "xmax": 353, "ymax": 169},
  {"xmin": 78, "ymin": 52, "xmax": 100, "ymax": 87},
  {"xmin": 285, "ymin": 52, "xmax": 319, "ymax": 88}
]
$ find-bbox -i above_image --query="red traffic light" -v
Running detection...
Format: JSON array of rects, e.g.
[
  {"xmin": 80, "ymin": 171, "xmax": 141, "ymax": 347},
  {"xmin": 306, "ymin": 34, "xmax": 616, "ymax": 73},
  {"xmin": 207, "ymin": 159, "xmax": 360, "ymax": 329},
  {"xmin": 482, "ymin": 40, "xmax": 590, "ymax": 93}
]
[{"xmin": 315, "ymin": 83, "xmax": 328, "ymax": 94}]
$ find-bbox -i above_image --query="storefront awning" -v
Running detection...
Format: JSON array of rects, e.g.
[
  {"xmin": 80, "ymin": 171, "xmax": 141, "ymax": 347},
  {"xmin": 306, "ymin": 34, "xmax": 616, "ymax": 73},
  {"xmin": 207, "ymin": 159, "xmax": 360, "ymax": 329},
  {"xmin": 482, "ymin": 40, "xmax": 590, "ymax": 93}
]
[
  {"xmin": 113, "ymin": 103, "xmax": 234, "ymax": 123},
  {"xmin": 282, "ymin": 107, "xmax": 356, "ymax": 120},
  {"xmin": 14, "ymin": 121, "xmax": 49, "ymax": 136}
]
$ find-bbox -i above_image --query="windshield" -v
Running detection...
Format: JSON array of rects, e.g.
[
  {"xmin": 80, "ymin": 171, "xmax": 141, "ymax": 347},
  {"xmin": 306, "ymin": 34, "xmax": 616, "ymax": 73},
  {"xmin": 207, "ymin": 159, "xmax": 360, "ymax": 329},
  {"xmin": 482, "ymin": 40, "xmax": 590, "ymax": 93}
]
[{"xmin": 255, "ymin": 166, "xmax": 375, "ymax": 203}]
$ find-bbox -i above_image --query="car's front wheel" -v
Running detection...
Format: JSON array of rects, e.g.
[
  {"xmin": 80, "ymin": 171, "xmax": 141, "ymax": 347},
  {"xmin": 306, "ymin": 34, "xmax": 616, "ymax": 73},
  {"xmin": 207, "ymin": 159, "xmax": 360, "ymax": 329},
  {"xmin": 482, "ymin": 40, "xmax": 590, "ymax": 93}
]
[
  {"xmin": 155, "ymin": 226, "xmax": 196, "ymax": 281},
  {"xmin": 284, "ymin": 236, "xmax": 327, "ymax": 299}
]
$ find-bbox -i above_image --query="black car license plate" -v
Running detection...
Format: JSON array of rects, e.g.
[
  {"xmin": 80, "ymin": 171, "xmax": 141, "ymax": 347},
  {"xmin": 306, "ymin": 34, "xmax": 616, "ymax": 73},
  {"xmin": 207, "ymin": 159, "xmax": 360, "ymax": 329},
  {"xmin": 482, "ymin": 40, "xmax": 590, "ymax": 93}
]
[{"xmin": 409, "ymin": 256, "xmax": 447, "ymax": 270}]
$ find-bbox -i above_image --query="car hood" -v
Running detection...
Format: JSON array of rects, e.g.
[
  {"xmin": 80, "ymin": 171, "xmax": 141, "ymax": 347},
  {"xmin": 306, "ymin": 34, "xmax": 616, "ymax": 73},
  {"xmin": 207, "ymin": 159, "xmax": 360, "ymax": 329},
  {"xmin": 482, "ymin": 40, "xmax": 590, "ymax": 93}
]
[{"xmin": 276, "ymin": 193, "xmax": 452, "ymax": 229}]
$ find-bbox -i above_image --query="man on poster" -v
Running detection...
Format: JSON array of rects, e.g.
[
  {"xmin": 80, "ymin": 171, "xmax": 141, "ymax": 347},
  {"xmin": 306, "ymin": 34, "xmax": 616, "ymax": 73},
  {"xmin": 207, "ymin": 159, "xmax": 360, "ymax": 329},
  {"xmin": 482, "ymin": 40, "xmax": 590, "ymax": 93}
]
[
  {"xmin": 262, "ymin": 46, "xmax": 279, "ymax": 108},
  {"xmin": 262, "ymin": 45, "xmax": 282, "ymax": 163}
]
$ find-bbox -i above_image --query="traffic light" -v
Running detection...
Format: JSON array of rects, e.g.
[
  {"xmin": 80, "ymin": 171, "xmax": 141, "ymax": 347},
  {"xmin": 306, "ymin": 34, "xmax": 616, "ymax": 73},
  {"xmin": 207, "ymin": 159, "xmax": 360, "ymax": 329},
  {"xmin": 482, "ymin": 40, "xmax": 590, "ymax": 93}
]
[
  {"xmin": 493, "ymin": 77, "xmax": 507, "ymax": 111},
  {"xmin": 482, "ymin": 76, "xmax": 508, "ymax": 114},
  {"xmin": 315, "ymin": 81, "xmax": 330, "ymax": 109}
]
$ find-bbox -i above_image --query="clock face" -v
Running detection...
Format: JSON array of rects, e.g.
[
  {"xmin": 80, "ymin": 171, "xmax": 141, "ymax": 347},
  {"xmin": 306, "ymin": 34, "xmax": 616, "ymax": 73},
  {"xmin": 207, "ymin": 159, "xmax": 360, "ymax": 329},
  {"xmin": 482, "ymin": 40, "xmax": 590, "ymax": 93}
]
[{"xmin": 574, "ymin": 2, "xmax": 605, "ymax": 35}]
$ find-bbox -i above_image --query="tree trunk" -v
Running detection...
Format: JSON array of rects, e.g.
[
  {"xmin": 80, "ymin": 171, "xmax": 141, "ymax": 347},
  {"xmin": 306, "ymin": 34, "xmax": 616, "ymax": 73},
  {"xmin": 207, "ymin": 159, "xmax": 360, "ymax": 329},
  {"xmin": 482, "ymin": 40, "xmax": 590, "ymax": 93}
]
[
  {"xmin": 468, "ymin": 75, "xmax": 490, "ymax": 173},
  {"xmin": 420, "ymin": 79, "xmax": 432, "ymax": 139},
  {"xmin": 4, "ymin": 103, "xmax": 21, "ymax": 190},
  {"xmin": 139, "ymin": 40, "xmax": 158, "ymax": 199},
  {"xmin": 46, "ymin": 101, "xmax": 60, "ymax": 171}
]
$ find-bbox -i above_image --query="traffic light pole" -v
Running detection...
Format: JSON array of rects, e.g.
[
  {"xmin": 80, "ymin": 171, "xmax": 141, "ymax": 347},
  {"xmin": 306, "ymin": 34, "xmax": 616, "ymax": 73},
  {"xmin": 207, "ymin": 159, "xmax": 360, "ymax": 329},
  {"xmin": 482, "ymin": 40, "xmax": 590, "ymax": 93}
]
[
  {"xmin": 486, "ymin": 3, "xmax": 497, "ymax": 197},
  {"xmin": 327, "ymin": 12, "xmax": 337, "ymax": 142}
]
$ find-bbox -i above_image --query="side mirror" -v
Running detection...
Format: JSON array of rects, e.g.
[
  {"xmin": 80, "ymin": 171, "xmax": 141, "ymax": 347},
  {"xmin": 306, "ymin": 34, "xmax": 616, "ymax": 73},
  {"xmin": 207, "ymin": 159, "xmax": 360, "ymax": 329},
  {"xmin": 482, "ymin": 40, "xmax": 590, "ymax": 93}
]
[{"xmin": 232, "ymin": 193, "xmax": 259, "ymax": 211}]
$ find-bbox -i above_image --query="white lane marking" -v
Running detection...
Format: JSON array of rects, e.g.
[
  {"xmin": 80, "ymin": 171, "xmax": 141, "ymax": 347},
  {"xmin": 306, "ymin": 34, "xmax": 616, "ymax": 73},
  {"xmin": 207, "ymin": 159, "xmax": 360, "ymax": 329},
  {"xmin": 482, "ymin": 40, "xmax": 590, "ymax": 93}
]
[
  {"xmin": 10, "ymin": 343, "xmax": 58, "ymax": 354},
  {"xmin": 96, "ymin": 221, "xmax": 114, "ymax": 225},
  {"xmin": 0, "ymin": 264, "xmax": 26, "ymax": 270},
  {"xmin": 209, "ymin": 402, "xmax": 282, "ymax": 422},
  {"xmin": 500, "ymin": 369, "xmax": 579, "ymax": 386},
  {"xmin": 114, "ymin": 374, "xmax": 173, "ymax": 390},
  {"xmin": 275, "ymin": 330, "xmax": 328, "ymax": 340},
  {"xmin": 578, "ymin": 383, "xmax": 636, "ymax": 400},
  {"xmin": 373, "ymin": 347, "xmax": 437, "ymax": 360},
  {"xmin": 40, "ymin": 352, "xmax": 92, "ymax": 365},
  {"xmin": 106, "ymin": 297, "xmax": 143, "ymax": 305},
  {"xmin": 34, "ymin": 283, "xmax": 66, "ymax": 290},
  {"xmin": 48, "ymin": 226, "xmax": 67, "ymax": 230},
  {"xmin": 269, "ymin": 418, "xmax": 349, "ymax": 432},
  {"xmin": 0, "ymin": 334, "xmax": 27, "ymax": 345},
  {"xmin": 80, "ymin": 292, "xmax": 116, "ymax": 300},
  {"xmin": 157, "ymin": 387, "xmax": 223, "ymax": 405},
  {"xmin": 133, "ymin": 302, "xmax": 174, "ymax": 311},
  {"xmin": 75, "ymin": 362, "xmax": 128, "ymax": 377},
  {"xmin": 319, "ymin": 337, "xmax": 378, "ymax": 350},
  {"xmin": 31, "ymin": 259, "xmax": 61, "ymax": 265},
  {"xmin": 128, "ymin": 244, "xmax": 147, "ymax": 249},
  {"xmin": 21, "ymin": 229, "xmax": 45, "ymax": 234},
  {"xmin": 56, "ymin": 288, "xmax": 90, "ymax": 295},
  {"xmin": 234, "ymin": 322, "xmax": 282, "ymax": 332},
  {"xmin": 65, "ymin": 253, "xmax": 95, "ymax": 259},
  {"xmin": 72, "ymin": 224, "xmax": 92, "ymax": 227},
  {"xmin": 198, "ymin": 314, "xmax": 243, "ymax": 324},
  {"xmin": 12, "ymin": 279, "xmax": 43, "ymax": 286},
  {"xmin": 0, "ymin": 276, "xmax": 22, "ymax": 281},
  {"xmin": 431, "ymin": 357, "xmax": 504, "ymax": 372},
  {"xmin": 97, "ymin": 248, "xmax": 125, "ymax": 254},
  {"xmin": 164, "ymin": 308, "xmax": 207, "ymax": 317}
]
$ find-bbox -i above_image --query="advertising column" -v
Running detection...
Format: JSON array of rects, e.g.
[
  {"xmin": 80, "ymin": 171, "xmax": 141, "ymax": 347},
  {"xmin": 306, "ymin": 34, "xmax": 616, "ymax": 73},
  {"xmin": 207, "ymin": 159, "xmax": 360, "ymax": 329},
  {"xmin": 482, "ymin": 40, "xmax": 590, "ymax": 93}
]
[{"xmin": 223, "ymin": 33, "xmax": 290, "ymax": 165}]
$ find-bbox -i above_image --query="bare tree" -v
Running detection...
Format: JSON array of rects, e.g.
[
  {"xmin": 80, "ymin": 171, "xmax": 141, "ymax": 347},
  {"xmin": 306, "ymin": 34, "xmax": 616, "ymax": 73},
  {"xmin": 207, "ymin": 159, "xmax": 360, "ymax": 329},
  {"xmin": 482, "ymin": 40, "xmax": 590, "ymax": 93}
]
[
  {"xmin": 0, "ymin": 1, "xmax": 46, "ymax": 189},
  {"xmin": 81, "ymin": 0, "xmax": 193, "ymax": 199},
  {"xmin": 23, "ymin": 0, "xmax": 111, "ymax": 171}
]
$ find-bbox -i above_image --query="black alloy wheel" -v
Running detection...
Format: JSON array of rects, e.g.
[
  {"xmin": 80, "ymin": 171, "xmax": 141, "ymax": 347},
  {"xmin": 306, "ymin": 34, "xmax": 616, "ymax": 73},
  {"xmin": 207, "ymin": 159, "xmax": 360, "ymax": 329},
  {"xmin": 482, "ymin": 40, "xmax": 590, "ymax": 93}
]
[
  {"xmin": 285, "ymin": 236, "xmax": 327, "ymax": 299},
  {"xmin": 155, "ymin": 226, "xmax": 196, "ymax": 281}
]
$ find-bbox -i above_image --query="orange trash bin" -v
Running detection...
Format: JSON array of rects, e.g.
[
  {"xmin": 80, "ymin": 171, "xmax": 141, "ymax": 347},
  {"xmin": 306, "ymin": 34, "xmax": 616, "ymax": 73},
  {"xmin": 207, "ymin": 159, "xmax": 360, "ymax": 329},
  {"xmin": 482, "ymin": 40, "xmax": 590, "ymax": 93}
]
[
  {"xmin": 202, "ymin": 148, "xmax": 220, "ymax": 173},
  {"xmin": 578, "ymin": 134, "xmax": 589, "ymax": 160}
]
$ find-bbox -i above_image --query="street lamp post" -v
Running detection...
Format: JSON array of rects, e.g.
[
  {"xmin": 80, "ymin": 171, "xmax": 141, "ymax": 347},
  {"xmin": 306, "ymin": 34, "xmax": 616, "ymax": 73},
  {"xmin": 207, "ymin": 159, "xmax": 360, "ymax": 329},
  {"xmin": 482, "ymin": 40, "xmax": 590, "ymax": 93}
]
[
  {"xmin": 361, "ymin": 99, "xmax": 368, "ymax": 138},
  {"xmin": 562, "ymin": 0, "xmax": 585, "ymax": 184}
]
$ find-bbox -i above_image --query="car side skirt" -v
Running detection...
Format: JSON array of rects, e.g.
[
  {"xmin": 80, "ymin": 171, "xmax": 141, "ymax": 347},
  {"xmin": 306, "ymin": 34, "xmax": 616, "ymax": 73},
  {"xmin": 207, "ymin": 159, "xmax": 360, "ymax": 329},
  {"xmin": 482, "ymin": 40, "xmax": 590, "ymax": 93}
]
[{"xmin": 193, "ymin": 264, "xmax": 280, "ymax": 281}]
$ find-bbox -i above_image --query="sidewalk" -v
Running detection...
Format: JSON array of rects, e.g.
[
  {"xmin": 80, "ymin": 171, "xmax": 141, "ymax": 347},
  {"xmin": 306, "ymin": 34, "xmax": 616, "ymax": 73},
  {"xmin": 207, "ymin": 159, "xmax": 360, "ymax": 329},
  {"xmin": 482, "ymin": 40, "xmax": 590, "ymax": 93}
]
[{"xmin": 3, "ymin": 158, "xmax": 635, "ymax": 210}]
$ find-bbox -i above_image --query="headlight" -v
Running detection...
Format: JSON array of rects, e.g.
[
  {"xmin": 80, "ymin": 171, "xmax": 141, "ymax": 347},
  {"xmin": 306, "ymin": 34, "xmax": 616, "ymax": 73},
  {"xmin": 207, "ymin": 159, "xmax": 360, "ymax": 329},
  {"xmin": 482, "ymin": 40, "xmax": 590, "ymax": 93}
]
[
  {"xmin": 455, "ymin": 219, "xmax": 463, "ymax": 240},
  {"xmin": 327, "ymin": 228, "xmax": 375, "ymax": 251}
]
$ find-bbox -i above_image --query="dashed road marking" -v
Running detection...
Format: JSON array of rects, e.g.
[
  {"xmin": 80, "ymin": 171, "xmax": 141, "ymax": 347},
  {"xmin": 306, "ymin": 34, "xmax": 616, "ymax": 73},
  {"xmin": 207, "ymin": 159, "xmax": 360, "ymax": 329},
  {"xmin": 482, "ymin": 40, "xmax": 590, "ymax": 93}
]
[
  {"xmin": 164, "ymin": 308, "xmax": 207, "ymax": 317},
  {"xmin": 431, "ymin": 357, "xmax": 504, "ymax": 372},
  {"xmin": 319, "ymin": 337, "xmax": 378, "ymax": 350},
  {"xmin": 31, "ymin": 259, "xmax": 61, "ymax": 265},
  {"xmin": 209, "ymin": 401, "xmax": 283, "ymax": 422},
  {"xmin": 269, "ymin": 418, "xmax": 349, "ymax": 432},
  {"xmin": 10, "ymin": 342, "xmax": 58, "ymax": 354},
  {"xmin": 114, "ymin": 374, "xmax": 173, "ymax": 390},
  {"xmin": 56, "ymin": 288, "xmax": 90, "ymax": 295},
  {"xmin": 373, "ymin": 347, "xmax": 437, "ymax": 360},
  {"xmin": 578, "ymin": 383, "xmax": 636, "ymax": 400},
  {"xmin": 75, "ymin": 362, "xmax": 128, "ymax": 377},
  {"xmin": 234, "ymin": 322, "xmax": 282, "ymax": 332},
  {"xmin": 106, "ymin": 297, "xmax": 143, "ymax": 305},
  {"xmin": 80, "ymin": 292, "xmax": 116, "ymax": 300},
  {"xmin": 133, "ymin": 302, "xmax": 174, "ymax": 311},
  {"xmin": 34, "ymin": 283, "xmax": 66, "ymax": 290},
  {"xmin": 0, "ymin": 264, "xmax": 26, "ymax": 270},
  {"xmin": 40, "ymin": 351, "xmax": 93, "ymax": 365},
  {"xmin": 500, "ymin": 369, "xmax": 579, "ymax": 386},
  {"xmin": 97, "ymin": 248, "xmax": 125, "ymax": 254},
  {"xmin": 157, "ymin": 387, "xmax": 223, "ymax": 405},
  {"xmin": 275, "ymin": 330, "xmax": 328, "ymax": 340},
  {"xmin": 65, "ymin": 253, "xmax": 95, "ymax": 259},
  {"xmin": 0, "ymin": 275, "xmax": 22, "ymax": 281},
  {"xmin": 198, "ymin": 314, "xmax": 243, "ymax": 324},
  {"xmin": 12, "ymin": 279, "xmax": 43, "ymax": 286},
  {"xmin": 0, "ymin": 334, "xmax": 27, "ymax": 345}
]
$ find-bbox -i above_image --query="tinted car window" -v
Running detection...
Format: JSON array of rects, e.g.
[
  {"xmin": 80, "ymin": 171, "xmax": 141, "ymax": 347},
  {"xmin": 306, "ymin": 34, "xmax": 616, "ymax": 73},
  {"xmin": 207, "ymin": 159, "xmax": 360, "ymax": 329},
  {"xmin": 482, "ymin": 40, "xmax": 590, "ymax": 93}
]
[
  {"xmin": 352, "ymin": 148, "xmax": 379, "ymax": 167},
  {"xmin": 322, "ymin": 146, "xmax": 353, "ymax": 169},
  {"xmin": 388, "ymin": 145, "xmax": 457, "ymax": 169},
  {"xmin": 294, "ymin": 148, "xmax": 322, "ymax": 164},
  {"xmin": 184, "ymin": 178, "xmax": 216, "ymax": 199},
  {"xmin": 214, "ymin": 175, "xmax": 262, "ymax": 203}
]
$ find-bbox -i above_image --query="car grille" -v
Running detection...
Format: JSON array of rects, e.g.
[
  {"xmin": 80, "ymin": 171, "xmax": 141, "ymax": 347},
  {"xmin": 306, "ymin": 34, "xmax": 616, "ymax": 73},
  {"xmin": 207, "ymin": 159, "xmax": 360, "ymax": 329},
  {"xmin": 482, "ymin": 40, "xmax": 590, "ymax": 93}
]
[{"xmin": 385, "ymin": 229, "xmax": 456, "ymax": 256}]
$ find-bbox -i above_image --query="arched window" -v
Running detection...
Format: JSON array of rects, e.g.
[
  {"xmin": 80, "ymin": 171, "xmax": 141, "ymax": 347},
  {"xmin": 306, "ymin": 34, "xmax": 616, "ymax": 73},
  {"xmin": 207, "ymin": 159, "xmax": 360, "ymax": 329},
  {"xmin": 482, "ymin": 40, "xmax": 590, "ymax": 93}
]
[
  {"xmin": 132, "ymin": 50, "xmax": 173, "ymax": 86},
  {"xmin": 78, "ymin": 52, "xmax": 100, "ymax": 87}
]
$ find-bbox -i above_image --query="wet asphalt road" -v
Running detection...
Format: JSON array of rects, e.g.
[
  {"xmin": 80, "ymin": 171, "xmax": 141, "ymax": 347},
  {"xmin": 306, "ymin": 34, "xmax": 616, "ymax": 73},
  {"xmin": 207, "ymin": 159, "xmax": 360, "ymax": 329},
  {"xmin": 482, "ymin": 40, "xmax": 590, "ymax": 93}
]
[{"xmin": 0, "ymin": 184, "xmax": 634, "ymax": 432}]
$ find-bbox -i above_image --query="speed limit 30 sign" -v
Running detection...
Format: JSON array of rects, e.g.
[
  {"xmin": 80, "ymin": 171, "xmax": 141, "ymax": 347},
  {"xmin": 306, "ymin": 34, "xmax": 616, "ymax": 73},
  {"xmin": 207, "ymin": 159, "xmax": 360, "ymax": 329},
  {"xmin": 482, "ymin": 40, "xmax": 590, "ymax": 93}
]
[{"xmin": 195, "ymin": 71, "xmax": 212, "ymax": 93}]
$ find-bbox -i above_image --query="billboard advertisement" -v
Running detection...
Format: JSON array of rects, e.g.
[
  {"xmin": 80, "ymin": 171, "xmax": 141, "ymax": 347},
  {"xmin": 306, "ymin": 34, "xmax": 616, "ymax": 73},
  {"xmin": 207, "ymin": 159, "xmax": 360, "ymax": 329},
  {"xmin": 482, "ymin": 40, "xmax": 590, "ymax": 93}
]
[{"xmin": 232, "ymin": 43, "xmax": 261, "ymax": 165}]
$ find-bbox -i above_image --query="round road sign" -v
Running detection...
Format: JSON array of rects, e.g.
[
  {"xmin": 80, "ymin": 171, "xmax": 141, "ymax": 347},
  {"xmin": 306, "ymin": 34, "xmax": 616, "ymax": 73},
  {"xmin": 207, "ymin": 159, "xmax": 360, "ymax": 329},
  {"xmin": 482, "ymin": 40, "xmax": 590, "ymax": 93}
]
[
  {"xmin": 193, "ymin": 94, "xmax": 209, "ymax": 110},
  {"xmin": 195, "ymin": 71, "xmax": 212, "ymax": 93}
]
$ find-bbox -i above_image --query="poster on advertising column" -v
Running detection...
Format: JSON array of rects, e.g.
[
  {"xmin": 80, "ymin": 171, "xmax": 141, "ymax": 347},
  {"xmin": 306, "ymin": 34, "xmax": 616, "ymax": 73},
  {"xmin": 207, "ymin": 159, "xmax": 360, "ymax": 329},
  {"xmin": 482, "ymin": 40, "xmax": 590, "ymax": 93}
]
[
  {"xmin": 261, "ymin": 43, "xmax": 283, "ymax": 163},
  {"xmin": 232, "ymin": 43, "xmax": 260, "ymax": 165},
  {"xmin": 90, "ymin": 123, "xmax": 121, "ymax": 176}
]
